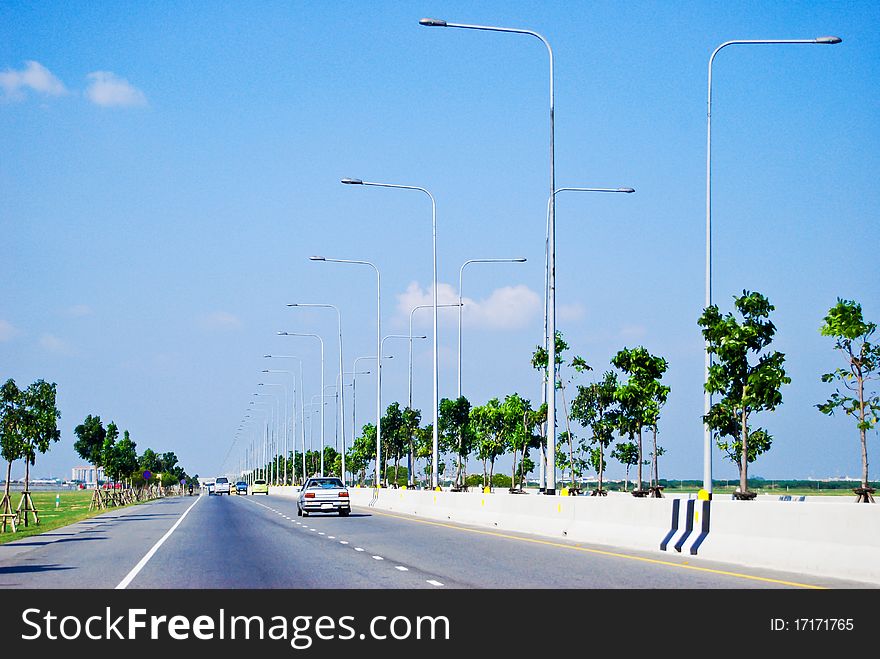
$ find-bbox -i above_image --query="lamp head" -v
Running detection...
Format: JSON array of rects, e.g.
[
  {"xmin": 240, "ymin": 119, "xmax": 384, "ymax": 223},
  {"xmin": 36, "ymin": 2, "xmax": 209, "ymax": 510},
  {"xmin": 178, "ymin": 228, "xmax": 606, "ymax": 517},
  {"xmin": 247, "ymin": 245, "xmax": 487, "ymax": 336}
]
[
  {"xmin": 618, "ymin": 188, "xmax": 636, "ymax": 194},
  {"xmin": 309, "ymin": 256, "xmax": 326, "ymax": 262},
  {"xmin": 815, "ymin": 36, "xmax": 842, "ymax": 44},
  {"xmin": 419, "ymin": 18, "xmax": 447, "ymax": 27},
  {"xmin": 341, "ymin": 178, "xmax": 363, "ymax": 185}
]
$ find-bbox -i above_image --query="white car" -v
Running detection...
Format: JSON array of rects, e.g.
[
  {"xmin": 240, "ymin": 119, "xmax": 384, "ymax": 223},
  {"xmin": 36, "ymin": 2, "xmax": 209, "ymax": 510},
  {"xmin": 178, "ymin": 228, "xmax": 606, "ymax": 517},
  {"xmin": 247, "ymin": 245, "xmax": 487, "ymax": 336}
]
[
  {"xmin": 297, "ymin": 477, "xmax": 350, "ymax": 516},
  {"xmin": 212, "ymin": 476, "xmax": 231, "ymax": 495}
]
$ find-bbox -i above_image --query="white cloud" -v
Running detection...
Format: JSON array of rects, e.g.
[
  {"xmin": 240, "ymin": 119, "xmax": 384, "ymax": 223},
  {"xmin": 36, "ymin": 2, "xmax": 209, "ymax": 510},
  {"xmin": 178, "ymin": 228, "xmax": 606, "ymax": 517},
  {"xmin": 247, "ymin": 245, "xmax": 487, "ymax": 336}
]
[
  {"xmin": 0, "ymin": 320, "xmax": 19, "ymax": 341},
  {"xmin": 65, "ymin": 304, "xmax": 93, "ymax": 317},
  {"xmin": 200, "ymin": 311, "xmax": 242, "ymax": 331},
  {"xmin": 396, "ymin": 281, "xmax": 540, "ymax": 331},
  {"xmin": 0, "ymin": 61, "xmax": 67, "ymax": 101},
  {"xmin": 39, "ymin": 333, "xmax": 69, "ymax": 353},
  {"xmin": 85, "ymin": 71, "xmax": 147, "ymax": 107}
]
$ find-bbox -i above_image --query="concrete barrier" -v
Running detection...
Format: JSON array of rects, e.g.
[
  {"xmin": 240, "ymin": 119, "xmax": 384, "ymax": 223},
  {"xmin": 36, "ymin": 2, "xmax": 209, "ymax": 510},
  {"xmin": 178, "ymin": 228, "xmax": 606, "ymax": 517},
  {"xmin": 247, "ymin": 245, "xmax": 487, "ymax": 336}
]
[{"xmin": 271, "ymin": 484, "xmax": 880, "ymax": 585}]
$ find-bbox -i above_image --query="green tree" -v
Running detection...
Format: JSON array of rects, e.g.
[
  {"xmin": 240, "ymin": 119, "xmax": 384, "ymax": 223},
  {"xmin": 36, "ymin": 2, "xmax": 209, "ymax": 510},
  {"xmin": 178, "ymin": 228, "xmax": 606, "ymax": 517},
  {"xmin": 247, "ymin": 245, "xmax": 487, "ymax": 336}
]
[
  {"xmin": 347, "ymin": 424, "xmax": 375, "ymax": 485},
  {"xmin": 439, "ymin": 396, "xmax": 473, "ymax": 489},
  {"xmin": 401, "ymin": 406, "xmax": 421, "ymax": 486},
  {"xmin": 74, "ymin": 414, "xmax": 107, "ymax": 484},
  {"xmin": 381, "ymin": 403, "xmax": 405, "ymax": 486},
  {"xmin": 502, "ymin": 393, "xmax": 543, "ymax": 491},
  {"xmin": 818, "ymin": 298, "xmax": 880, "ymax": 495},
  {"xmin": 699, "ymin": 290, "xmax": 791, "ymax": 498},
  {"xmin": 611, "ymin": 441, "xmax": 639, "ymax": 491},
  {"xmin": 611, "ymin": 347, "xmax": 667, "ymax": 494},
  {"xmin": 471, "ymin": 398, "xmax": 506, "ymax": 488},
  {"xmin": 571, "ymin": 371, "xmax": 618, "ymax": 493},
  {"xmin": 1, "ymin": 380, "xmax": 24, "ymax": 513},
  {"xmin": 100, "ymin": 422, "xmax": 120, "ymax": 484},
  {"xmin": 18, "ymin": 380, "xmax": 61, "ymax": 494}
]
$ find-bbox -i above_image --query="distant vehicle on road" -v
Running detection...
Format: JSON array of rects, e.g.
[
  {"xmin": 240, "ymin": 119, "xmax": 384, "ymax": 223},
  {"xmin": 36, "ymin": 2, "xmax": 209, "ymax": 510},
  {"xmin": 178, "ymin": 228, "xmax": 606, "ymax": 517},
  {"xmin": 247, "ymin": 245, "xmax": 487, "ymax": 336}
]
[
  {"xmin": 212, "ymin": 477, "xmax": 231, "ymax": 495},
  {"xmin": 297, "ymin": 477, "xmax": 350, "ymax": 517},
  {"xmin": 250, "ymin": 479, "xmax": 269, "ymax": 495},
  {"xmin": 235, "ymin": 481, "xmax": 248, "ymax": 495}
]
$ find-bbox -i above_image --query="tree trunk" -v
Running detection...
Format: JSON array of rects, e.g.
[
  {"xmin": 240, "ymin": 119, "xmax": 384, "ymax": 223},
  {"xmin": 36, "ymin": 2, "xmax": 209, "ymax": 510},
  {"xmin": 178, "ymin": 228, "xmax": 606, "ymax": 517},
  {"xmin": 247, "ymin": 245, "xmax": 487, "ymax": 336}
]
[
  {"xmin": 624, "ymin": 464, "xmax": 630, "ymax": 492},
  {"xmin": 510, "ymin": 448, "xmax": 518, "ymax": 490},
  {"xmin": 636, "ymin": 430, "xmax": 643, "ymax": 492},
  {"xmin": 858, "ymin": 373, "xmax": 869, "ymax": 489},
  {"xmin": 740, "ymin": 406, "xmax": 749, "ymax": 494},
  {"xmin": 482, "ymin": 458, "xmax": 487, "ymax": 488},
  {"xmin": 652, "ymin": 425, "xmax": 659, "ymax": 487},
  {"xmin": 559, "ymin": 384, "xmax": 576, "ymax": 489},
  {"xmin": 489, "ymin": 458, "xmax": 495, "ymax": 488},
  {"xmin": 4, "ymin": 461, "xmax": 11, "ymax": 500},
  {"xmin": 598, "ymin": 445, "xmax": 605, "ymax": 491}
]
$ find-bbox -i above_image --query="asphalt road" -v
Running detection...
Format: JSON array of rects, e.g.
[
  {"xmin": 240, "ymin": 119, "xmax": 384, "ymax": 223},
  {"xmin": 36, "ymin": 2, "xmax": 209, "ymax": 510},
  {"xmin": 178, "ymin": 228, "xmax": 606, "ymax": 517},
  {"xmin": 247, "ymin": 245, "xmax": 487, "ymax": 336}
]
[{"xmin": 0, "ymin": 493, "xmax": 873, "ymax": 589}]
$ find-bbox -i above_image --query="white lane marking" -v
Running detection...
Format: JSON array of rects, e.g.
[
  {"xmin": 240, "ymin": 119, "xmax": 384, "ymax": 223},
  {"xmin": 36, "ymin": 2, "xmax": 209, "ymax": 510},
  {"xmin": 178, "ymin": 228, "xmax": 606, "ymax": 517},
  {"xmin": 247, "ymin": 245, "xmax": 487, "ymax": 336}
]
[
  {"xmin": 372, "ymin": 555, "xmax": 384, "ymax": 561},
  {"xmin": 395, "ymin": 566, "xmax": 408, "ymax": 572},
  {"xmin": 340, "ymin": 541, "xmax": 349, "ymax": 545},
  {"xmin": 327, "ymin": 536, "xmax": 335, "ymax": 539},
  {"xmin": 319, "ymin": 532, "xmax": 326, "ymax": 536},
  {"xmin": 427, "ymin": 580, "xmax": 444, "ymax": 587},
  {"xmin": 310, "ymin": 528, "xmax": 317, "ymax": 532},
  {"xmin": 354, "ymin": 547, "xmax": 364, "ymax": 552},
  {"xmin": 115, "ymin": 496, "xmax": 203, "ymax": 590}
]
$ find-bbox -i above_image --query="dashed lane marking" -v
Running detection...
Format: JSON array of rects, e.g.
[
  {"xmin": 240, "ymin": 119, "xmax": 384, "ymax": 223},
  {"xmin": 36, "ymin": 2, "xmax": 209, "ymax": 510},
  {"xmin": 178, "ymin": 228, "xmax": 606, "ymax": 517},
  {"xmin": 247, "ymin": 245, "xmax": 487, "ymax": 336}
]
[
  {"xmin": 427, "ymin": 580, "xmax": 444, "ymax": 587},
  {"xmin": 395, "ymin": 566, "xmax": 408, "ymax": 572}
]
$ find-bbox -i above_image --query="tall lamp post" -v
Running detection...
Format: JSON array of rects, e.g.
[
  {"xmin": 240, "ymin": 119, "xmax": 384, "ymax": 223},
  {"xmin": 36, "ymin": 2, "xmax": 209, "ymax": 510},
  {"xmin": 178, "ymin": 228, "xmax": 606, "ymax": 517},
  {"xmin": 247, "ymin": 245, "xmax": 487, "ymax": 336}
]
[
  {"xmin": 263, "ymin": 355, "xmax": 306, "ymax": 484},
  {"xmin": 261, "ymin": 368, "xmax": 297, "ymax": 485},
  {"xmin": 703, "ymin": 35, "xmax": 841, "ymax": 497},
  {"xmin": 310, "ymin": 255, "xmax": 382, "ymax": 488},
  {"xmin": 278, "ymin": 331, "xmax": 325, "ymax": 475},
  {"xmin": 258, "ymin": 382, "xmax": 287, "ymax": 485},
  {"xmin": 539, "ymin": 187, "xmax": 634, "ymax": 490},
  {"xmin": 458, "ymin": 258, "xmax": 526, "ymax": 398},
  {"xmin": 420, "ymin": 17, "xmax": 554, "ymax": 491},
  {"xmin": 341, "ymin": 177, "xmax": 441, "ymax": 489},
  {"xmin": 289, "ymin": 303, "xmax": 346, "ymax": 482}
]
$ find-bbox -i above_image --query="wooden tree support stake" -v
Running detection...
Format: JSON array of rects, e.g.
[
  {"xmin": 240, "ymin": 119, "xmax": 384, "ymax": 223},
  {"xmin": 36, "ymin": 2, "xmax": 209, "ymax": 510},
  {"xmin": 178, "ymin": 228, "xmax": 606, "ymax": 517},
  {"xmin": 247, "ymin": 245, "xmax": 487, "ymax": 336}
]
[
  {"xmin": 0, "ymin": 493, "xmax": 18, "ymax": 533},
  {"xmin": 15, "ymin": 490, "xmax": 39, "ymax": 526}
]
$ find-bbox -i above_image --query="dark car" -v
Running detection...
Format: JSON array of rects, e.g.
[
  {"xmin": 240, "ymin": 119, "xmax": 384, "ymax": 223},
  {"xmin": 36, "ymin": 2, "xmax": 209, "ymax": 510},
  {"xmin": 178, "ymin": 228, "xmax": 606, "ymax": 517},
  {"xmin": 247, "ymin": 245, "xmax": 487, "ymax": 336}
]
[{"xmin": 235, "ymin": 481, "xmax": 248, "ymax": 495}]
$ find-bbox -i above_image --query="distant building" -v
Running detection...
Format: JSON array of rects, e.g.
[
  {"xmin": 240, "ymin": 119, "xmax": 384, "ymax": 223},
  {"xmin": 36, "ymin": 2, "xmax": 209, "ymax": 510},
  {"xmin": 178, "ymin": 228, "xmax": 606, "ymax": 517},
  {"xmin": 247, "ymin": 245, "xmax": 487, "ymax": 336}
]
[{"xmin": 71, "ymin": 465, "xmax": 105, "ymax": 484}]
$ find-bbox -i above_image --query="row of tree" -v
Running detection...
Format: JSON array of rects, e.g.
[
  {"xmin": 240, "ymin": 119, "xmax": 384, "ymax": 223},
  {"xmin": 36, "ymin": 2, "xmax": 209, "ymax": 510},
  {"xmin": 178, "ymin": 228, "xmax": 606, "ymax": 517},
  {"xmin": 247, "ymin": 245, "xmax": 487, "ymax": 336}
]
[
  {"xmin": 73, "ymin": 414, "xmax": 197, "ymax": 493},
  {"xmin": 248, "ymin": 295, "xmax": 877, "ymax": 502},
  {"xmin": 0, "ymin": 378, "xmax": 61, "ymax": 526}
]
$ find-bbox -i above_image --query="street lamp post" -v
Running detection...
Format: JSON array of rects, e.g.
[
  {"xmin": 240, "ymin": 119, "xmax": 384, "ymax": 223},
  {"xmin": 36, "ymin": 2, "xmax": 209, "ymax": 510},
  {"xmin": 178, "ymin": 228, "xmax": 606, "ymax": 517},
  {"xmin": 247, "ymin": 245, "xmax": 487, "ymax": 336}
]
[
  {"xmin": 342, "ymin": 178, "xmax": 441, "ymax": 489},
  {"xmin": 420, "ymin": 17, "xmax": 553, "ymax": 491},
  {"xmin": 539, "ymin": 187, "xmax": 634, "ymax": 491},
  {"xmin": 311, "ymin": 255, "xmax": 381, "ymax": 488},
  {"xmin": 258, "ymin": 382, "xmax": 287, "ymax": 485},
  {"xmin": 703, "ymin": 35, "xmax": 841, "ymax": 497},
  {"xmin": 261, "ymin": 367, "xmax": 297, "ymax": 485},
  {"xmin": 264, "ymin": 355, "xmax": 306, "ymax": 484},
  {"xmin": 289, "ymin": 303, "xmax": 347, "ymax": 482},
  {"xmin": 278, "ymin": 331, "xmax": 325, "ymax": 475},
  {"xmin": 458, "ymin": 258, "xmax": 526, "ymax": 398}
]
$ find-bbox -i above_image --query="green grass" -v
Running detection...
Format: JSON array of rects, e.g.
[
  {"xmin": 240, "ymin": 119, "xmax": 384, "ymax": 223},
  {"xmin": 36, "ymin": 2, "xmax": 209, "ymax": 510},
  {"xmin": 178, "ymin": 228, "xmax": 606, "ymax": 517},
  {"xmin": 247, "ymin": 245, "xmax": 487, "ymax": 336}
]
[{"xmin": 0, "ymin": 490, "xmax": 147, "ymax": 545}]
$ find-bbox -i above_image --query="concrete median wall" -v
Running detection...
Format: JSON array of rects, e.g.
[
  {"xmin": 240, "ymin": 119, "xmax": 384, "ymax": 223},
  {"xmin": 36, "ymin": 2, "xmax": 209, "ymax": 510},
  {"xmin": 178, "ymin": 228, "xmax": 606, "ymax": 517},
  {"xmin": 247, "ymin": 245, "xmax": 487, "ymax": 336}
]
[{"xmin": 269, "ymin": 485, "xmax": 880, "ymax": 584}]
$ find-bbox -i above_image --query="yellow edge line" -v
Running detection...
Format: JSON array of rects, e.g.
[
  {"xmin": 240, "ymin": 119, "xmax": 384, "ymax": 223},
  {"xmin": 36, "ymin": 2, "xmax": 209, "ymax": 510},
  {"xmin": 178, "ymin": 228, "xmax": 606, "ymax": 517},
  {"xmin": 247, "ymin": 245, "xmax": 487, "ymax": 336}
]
[{"xmin": 360, "ymin": 507, "xmax": 825, "ymax": 590}]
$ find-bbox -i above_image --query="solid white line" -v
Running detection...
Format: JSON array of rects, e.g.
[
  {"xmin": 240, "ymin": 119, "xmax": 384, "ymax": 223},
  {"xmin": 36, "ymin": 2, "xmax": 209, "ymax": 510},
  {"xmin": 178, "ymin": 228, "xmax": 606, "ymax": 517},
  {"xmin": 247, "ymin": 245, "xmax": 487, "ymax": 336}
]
[
  {"xmin": 115, "ymin": 496, "xmax": 203, "ymax": 590},
  {"xmin": 427, "ymin": 580, "xmax": 443, "ymax": 587},
  {"xmin": 395, "ymin": 566, "xmax": 408, "ymax": 571}
]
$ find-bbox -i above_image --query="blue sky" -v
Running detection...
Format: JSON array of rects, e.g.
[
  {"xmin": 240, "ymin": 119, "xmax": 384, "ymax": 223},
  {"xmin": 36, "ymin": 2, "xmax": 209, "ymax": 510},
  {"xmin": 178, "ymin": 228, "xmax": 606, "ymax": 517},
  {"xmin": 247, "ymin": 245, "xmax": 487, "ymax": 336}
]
[{"xmin": 1, "ymin": 1, "xmax": 878, "ymax": 483}]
